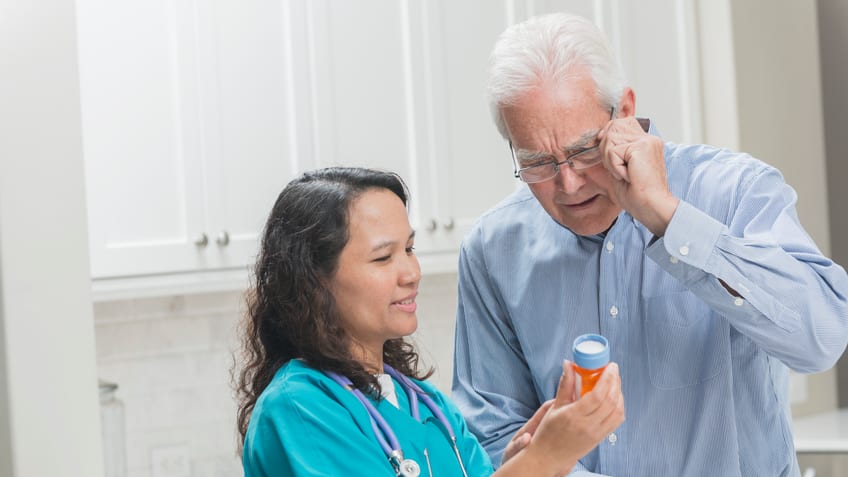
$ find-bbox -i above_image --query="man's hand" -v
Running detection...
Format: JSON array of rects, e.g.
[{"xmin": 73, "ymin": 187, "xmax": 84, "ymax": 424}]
[{"xmin": 598, "ymin": 116, "xmax": 679, "ymax": 237}]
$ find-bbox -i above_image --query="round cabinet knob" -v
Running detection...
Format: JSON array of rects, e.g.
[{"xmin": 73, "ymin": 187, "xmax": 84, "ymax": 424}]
[
  {"xmin": 442, "ymin": 218, "xmax": 455, "ymax": 231},
  {"xmin": 216, "ymin": 230, "xmax": 230, "ymax": 246},
  {"xmin": 194, "ymin": 233, "xmax": 209, "ymax": 248},
  {"xmin": 425, "ymin": 218, "xmax": 438, "ymax": 232}
]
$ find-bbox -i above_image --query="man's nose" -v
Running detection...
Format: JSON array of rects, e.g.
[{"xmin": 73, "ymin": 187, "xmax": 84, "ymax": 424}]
[{"xmin": 555, "ymin": 163, "xmax": 585, "ymax": 193}]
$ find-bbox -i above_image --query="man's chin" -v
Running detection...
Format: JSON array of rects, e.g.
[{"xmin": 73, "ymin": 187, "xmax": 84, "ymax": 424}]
[{"xmin": 557, "ymin": 215, "xmax": 619, "ymax": 237}]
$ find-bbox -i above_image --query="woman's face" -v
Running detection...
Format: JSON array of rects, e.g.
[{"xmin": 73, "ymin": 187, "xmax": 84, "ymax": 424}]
[{"xmin": 330, "ymin": 188, "xmax": 420, "ymax": 368}]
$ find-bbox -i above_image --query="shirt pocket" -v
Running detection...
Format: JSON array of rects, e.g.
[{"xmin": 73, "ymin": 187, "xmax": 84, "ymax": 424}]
[{"xmin": 643, "ymin": 291, "xmax": 728, "ymax": 389}]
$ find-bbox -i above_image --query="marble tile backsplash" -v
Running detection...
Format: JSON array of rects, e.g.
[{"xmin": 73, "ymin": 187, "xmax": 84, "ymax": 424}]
[{"xmin": 93, "ymin": 272, "xmax": 460, "ymax": 477}]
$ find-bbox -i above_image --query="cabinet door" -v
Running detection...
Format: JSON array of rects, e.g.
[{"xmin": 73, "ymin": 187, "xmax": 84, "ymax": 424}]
[
  {"xmin": 415, "ymin": 0, "xmax": 518, "ymax": 255},
  {"xmin": 196, "ymin": 0, "xmax": 298, "ymax": 270},
  {"xmin": 77, "ymin": 0, "xmax": 208, "ymax": 278},
  {"xmin": 298, "ymin": 0, "xmax": 428, "ymax": 238},
  {"xmin": 79, "ymin": 0, "xmax": 299, "ymax": 279},
  {"xmin": 299, "ymin": 0, "xmax": 519, "ymax": 261}
]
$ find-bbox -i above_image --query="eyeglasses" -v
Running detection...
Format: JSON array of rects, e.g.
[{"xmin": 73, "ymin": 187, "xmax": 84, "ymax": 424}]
[{"xmin": 511, "ymin": 108, "xmax": 615, "ymax": 184}]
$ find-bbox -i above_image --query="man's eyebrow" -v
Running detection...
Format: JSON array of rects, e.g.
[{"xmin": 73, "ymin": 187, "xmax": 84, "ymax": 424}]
[
  {"xmin": 514, "ymin": 148, "xmax": 555, "ymax": 163},
  {"xmin": 562, "ymin": 129, "xmax": 601, "ymax": 155},
  {"xmin": 515, "ymin": 128, "xmax": 602, "ymax": 162}
]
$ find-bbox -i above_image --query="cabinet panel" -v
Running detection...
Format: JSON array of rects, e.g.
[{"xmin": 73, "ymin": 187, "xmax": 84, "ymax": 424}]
[
  {"xmin": 200, "ymin": 0, "xmax": 298, "ymax": 269},
  {"xmin": 611, "ymin": 0, "xmax": 701, "ymax": 143},
  {"xmin": 79, "ymin": 0, "xmax": 299, "ymax": 279},
  {"xmin": 77, "ymin": 0, "xmax": 207, "ymax": 278},
  {"xmin": 422, "ymin": 0, "xmax": 517, "ymax": 252},
  {"xmin": 308, "ymin": 1, "xmax": 414, "ymax": 179}
]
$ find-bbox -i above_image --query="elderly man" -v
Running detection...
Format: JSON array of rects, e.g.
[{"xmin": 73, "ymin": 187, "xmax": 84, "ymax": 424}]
[{"xmin": 452, "ymin": 12, "xmax": 848, "ymax": 477}]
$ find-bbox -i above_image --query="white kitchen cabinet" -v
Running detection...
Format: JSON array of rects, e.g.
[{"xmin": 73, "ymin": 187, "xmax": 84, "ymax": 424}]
[
  {"xmin": 77, "ymin": 0, "xmax": 297, "ymax": 279},
  {"xmin": 79, "ymin": 0, "xmax": 703, "ymax": 293},
  {"xmin": 298, "ymin": 0, "xmax": 700, "ymax": 265},
  {"xmin": 296, "ymin": 0, "xmax": 515, "ymax": 269}
]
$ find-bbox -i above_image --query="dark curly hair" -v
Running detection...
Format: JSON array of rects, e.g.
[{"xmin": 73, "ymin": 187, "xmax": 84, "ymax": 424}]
[{"xmin": 235, "ymin": 166, "xmax": 433, "ymax": 443}]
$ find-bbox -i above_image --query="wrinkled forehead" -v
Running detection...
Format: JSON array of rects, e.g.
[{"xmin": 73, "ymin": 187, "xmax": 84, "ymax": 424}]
[{"xmin": 512, "ymin": 128, "xmax": 600, "ymax": 161}]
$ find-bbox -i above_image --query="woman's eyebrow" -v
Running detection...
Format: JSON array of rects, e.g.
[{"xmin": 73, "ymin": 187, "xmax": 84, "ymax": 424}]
[{"xmin": 370, "ymin": 231, "xmax": 416, "ymax": 252}]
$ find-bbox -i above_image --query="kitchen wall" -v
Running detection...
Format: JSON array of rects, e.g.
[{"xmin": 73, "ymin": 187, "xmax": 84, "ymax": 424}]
[
  {"xmin": 93, "ymin": 273, "xmax": 459, "ymax": 477},
  {"xmin": 818, "ymin": 0, "xmax": 848, "ymax": 409},
  {"xmin": 698, "ymin": 0, "xmax": 841, "ymax": 417},
  {"xmin": 0, "ymin": 0, "xmax": 105, "ymax": 475}
]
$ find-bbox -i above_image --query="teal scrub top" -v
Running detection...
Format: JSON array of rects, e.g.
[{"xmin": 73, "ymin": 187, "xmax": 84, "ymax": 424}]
[{"xmin": 243, "ymin": 359, "xmax": 494, "ymax": 476}]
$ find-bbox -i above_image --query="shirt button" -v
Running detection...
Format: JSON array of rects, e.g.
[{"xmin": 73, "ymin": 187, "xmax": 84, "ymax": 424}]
[
  {"xmin": 669, "ymin": 256, "xmax": 679, "ymax": 264},
  {"xmin": 609, "ymin": 306, "xmax": 619, "ymax": 317},
  {"xmin": 734, "ymin": 297, "xmax": 744, "ymax": 306},
  {"xmin": 608, "ymin": 433, "xmax": 617, "ymax": 444},
  {"xmin": 679, "ymin": 245, "xmax": 690, "ymax": 256},
  {"xmin": 606, "ymin": 242, "xmax": 614, "ymax": 252}
]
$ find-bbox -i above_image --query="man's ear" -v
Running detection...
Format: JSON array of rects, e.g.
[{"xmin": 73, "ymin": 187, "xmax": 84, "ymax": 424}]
[{"xmin": 617, "ymin": 87, "xmax": 636, "ymax": 117}]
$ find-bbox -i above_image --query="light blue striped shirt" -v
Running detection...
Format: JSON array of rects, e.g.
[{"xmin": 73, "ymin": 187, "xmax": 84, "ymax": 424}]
[{"xmin": 452, "ymin": 136, "xmax": 848, "ymax": 476}]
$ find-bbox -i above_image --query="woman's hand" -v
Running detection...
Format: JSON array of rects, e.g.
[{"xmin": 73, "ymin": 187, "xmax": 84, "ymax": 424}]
[
  {"xmin": 499, "ymin": 360, "xmax": 625, "ymax": 476},
  {"xmin": 502, "ymin": 399, "xmax": 555, "ymax": 464}
]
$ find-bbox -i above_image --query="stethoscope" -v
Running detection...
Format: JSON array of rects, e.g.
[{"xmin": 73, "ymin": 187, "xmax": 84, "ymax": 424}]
[{"xmin": 325, "ymin": 364, "xmax": 470, "ymax": 477}]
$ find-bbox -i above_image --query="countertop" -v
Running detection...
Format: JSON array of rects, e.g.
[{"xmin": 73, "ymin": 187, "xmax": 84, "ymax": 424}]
[{"xmin": 793, "ymin": 408, "xmax": 848, "ymax": 453}]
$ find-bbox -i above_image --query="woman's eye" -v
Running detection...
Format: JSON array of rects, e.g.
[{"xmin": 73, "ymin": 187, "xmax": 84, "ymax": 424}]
[
  {"xmin": 374, "ymin": 255, "xmax": 391, "ymax": 262},
  {"xmin": 405, "ymin": 246, "xmax": 415, "ymax": 254}
]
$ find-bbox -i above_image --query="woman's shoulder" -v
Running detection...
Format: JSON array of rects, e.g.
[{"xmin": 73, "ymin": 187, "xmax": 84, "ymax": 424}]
[
  {"xmin": 409, "ymin": 376, "xmax": 443, "ymax": 396},
  {"xmin": 406, "ymin": 376, "xmax": 453, "ymax": 409},
  {"xmin": 254, "ymin": 360, "xmax": 338, "ymax": 411}
]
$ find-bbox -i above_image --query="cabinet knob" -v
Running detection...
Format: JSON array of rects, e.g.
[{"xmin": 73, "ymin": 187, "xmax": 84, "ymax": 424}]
[
  {"xmin": 442, "ymin": 218, "xmax": 455, "ymax": 231},
  {"xmin": 425, "ymin": 219, "xmax": 438, "ymax": 232},
  {"xmin": 194, "ymin": 233, "xmax": 209, "ymax": 248},
  {"xmin": 216, "ymin": 230, "xmax": 230, "ymax": 246}
]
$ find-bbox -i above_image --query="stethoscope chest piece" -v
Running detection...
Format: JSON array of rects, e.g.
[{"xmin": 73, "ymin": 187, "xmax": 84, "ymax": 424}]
[{"xmin": 398, "ymin": 458, "xmax": 420, "ymax": 477}]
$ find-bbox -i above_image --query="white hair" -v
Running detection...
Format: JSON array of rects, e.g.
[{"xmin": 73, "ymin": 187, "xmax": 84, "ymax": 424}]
[{"xmin": 487, "ymin": 13, "xmax": 627, "ymax": 139}]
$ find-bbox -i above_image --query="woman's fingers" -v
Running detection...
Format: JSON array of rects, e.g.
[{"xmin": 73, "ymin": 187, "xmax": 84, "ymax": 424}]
[
  {"xmin": 571, "ymin": 362, "xmax": 621, "ymax": 417},
  {"xmin": 502, "ymin": 432, "xmax": 531, "ymax": 463},
  {"xmin": 501, "ymin": 399, "xmax": 555, "ymax": 464},
  {"xmin": 553, "ymin": 360, "xmax": 577, "ymax": 407}
]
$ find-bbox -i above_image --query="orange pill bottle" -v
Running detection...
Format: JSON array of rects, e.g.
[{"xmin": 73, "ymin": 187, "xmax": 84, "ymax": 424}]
[{"xmin": 572, "ymin": 334, "xmax": 610, "ymax": 396}]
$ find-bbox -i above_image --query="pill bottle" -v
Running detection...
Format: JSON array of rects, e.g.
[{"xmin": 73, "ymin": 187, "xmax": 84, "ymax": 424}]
[{"xmin": 572, "ymin": 334, "xmax": 610, "ymax": 396}]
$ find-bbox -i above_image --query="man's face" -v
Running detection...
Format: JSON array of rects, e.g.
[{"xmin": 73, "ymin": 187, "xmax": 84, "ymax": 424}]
[{"xmin": 501, "ymin": 74, "xmax": 622, "ymax": 236}]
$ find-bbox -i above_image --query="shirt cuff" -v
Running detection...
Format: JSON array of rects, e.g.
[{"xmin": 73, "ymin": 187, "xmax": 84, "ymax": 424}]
[{"xmin": 660, "ymin": 200, "xmax": 725, "ymax": 270}]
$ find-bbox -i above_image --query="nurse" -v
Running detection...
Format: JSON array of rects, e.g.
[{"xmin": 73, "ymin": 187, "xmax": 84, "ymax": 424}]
[{"xmin": 235, "ymin": 167, "xmax": 624, "ymax": 476}]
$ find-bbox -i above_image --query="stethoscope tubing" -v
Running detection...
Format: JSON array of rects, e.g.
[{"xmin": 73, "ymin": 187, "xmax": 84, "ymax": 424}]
[
  {"xmin": 324, "ymin": 364, "xmax": 469, "ymax": 477},
  {"xmin": 383, "ymin": 366, "xmax": 457, "ymax": 440},
  {"xmin": 325, "ymin": 370, "xmax": 399, "ymax": 455}
]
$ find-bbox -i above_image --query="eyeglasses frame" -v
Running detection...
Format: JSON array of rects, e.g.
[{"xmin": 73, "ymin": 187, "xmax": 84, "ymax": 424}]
[{"xmin": 510, "ymin": 107, "xmax": 616, "ymax": 184}]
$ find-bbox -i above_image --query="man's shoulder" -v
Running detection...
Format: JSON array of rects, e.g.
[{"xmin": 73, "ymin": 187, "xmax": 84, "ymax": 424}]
[
  {"xmin": 665, "ymin": 142, "xmax": 772, "ymax": 175},
  {"xmin": 463, "ymin": 186, "xmax": 542, "ymax": 247},
  {"xmin": 664, "ymin": 141, "xmax": 777, "ymax": 194}
]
